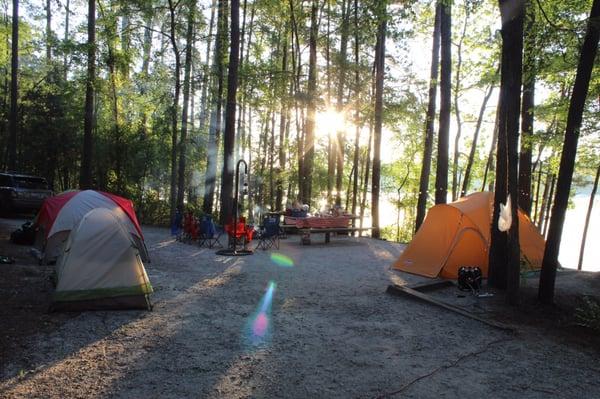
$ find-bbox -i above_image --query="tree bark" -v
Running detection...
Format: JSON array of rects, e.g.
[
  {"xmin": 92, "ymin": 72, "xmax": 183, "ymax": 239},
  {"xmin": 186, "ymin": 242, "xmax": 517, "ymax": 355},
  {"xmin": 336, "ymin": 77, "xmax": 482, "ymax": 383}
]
[
  {"xmin": 203, "ymin": 0, "xmax": 226, "ymax": 215},
  {"xmin": 434, "ymin": 0, "xmax": 451, "ymax": 204},
  {"xmin": 451, "ymin": 6, "xmax": 468, "ymax": 201},
  {"xmin": 198, "ymin": 0, "xmax": 216, "ymax": 132},
  {"xmin": 539, "ymin": 0, "xmax": 600, "ymax": 303},
  {"xmin": 415, "ymin": 1, "xmax": 441, "ymax": 232},
  {"xmin": 350, "ymin": 0, "xmax": 361, "ymax": 223},
  {"xmin": 219, "ymin": 0, "xmax": 240, "ymax": 225},
  {"xmin": 481, "ymin": 94, "xmax": 501, "ymax": 191},
  {"xmin": 578, "ymin": 165, "xmax": 600, "ymax": 270},
  {"xmin": 177, "ymin": 0, "xmax": 197, "ymax": 212},
  {"xmin": 80, "ymin": 0, "xmax": 95, "ymax": 189},
  {"xmin": 168, "ymin": 0, "xmax": 182, "ymax": 224},
  {"xmin": 63, "ymin": 0, "xmax": 69, "ymax": 81},
  {"xmin": 335, "ymin": 0, "xmax": 350, "ymax": 206},
  {"xmin": 301, "ymin": 0, "xmax": 318, "ymax": 206},
  {"xmin": 542, "ymin": 173, "xmax": 556, "ymax": 237},
  {"xmin": 46, "ymin": 0, "xmax": 51, "ymax": 61},
  {"xmin": 7, "ymin": 0, "xmax": 18, "ymax": 171},
  {"xmin": 488, "ymin": 0, "xmax": 524, "ymax": 306},
  {"xmin": 519, "ymin": 0, "xmax": 535, "ymax": 216},
  {"xmin": 371, "ymin": 0, "xmax": 386, "ymax": 239},
  {"xmin": 276, "ymin": 32, "xmax": 289, "ymax": 211}
]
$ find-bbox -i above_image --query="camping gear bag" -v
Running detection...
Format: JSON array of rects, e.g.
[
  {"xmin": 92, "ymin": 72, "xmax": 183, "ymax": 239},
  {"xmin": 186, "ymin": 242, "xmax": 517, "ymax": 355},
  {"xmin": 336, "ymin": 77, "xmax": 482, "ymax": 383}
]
[
  {"xmin": 457, "ymin": 266, "xmax": 482, "ymax": 292},
  {"xmin": 11, "ymin": 222, "xmax": 37, "ymax": 245}
]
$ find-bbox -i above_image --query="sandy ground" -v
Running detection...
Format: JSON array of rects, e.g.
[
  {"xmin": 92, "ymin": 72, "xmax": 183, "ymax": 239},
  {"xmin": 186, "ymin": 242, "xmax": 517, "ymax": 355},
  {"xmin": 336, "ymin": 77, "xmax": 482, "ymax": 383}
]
[{"xmin": 1, "ymin": 219, "xmax": 599, "ymax": 398}]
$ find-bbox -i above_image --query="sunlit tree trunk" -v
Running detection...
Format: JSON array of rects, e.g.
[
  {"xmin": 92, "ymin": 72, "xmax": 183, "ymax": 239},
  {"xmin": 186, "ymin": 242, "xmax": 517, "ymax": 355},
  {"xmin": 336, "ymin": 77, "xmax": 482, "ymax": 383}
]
[{"xmin": 415, "ymin": 1, "xmax": 441, "ymax": 232}]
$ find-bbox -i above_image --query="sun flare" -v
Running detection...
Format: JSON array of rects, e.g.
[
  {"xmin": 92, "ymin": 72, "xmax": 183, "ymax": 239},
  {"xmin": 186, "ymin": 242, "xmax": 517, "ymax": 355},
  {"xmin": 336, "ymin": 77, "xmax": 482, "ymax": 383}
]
[{"xmin": 315, "ymin": 108, "xmax": 349, "ymax": 140}]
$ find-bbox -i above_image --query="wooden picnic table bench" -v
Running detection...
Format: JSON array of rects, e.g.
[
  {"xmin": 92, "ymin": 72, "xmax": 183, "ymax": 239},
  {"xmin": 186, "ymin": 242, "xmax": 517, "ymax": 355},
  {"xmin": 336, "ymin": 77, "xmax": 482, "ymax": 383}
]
[{"xmin": 281, "ymin": 224, "xmax": 372, "ymax": 245}]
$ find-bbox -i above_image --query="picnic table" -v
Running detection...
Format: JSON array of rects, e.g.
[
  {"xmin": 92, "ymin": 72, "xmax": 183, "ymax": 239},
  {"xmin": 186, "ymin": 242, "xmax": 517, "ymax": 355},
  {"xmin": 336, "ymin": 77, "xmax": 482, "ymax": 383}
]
[{"xmin": 281, "ymin": 215, "xmax": 371, "ymax": 245}]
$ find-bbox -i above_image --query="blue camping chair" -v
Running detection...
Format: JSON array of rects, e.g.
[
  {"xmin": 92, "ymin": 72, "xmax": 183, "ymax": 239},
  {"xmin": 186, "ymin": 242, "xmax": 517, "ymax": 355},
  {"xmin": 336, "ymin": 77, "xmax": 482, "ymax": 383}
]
[
  {"xmin": 198, "ymin": 215, "xmax": 223, "ymax": 248},
  {"xmin": 256, "ymin": 216, "xmax": 280, "ymax": 250}
]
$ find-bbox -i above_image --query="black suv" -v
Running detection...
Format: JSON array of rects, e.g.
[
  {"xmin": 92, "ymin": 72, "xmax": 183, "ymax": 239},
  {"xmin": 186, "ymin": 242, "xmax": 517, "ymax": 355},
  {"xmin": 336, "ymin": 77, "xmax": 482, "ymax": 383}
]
[{"xmin": 0, "ymin": 172, "xmax": 53, "ymax": 214}]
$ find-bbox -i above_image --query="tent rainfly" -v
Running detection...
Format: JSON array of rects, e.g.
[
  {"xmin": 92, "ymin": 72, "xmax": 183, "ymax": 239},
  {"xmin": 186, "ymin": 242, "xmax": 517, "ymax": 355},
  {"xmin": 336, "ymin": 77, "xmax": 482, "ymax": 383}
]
[
  {"xmin": 393, "ymin": 192, "xmax": 546, "ymax": 279},
  {"xmin": 36, "ymin": 190, "xmax": 149, "ymax": 264},
  {"xmin": 51, "ymin": 208, "xmax": 153, "ymax": 311}
]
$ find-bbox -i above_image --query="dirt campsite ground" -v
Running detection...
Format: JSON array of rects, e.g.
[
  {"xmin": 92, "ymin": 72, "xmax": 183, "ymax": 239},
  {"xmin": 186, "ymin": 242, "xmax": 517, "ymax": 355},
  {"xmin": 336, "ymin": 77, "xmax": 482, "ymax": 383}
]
[{"xmin": 1, "ymin": 217, "xmax": 599, "ymax": 398}]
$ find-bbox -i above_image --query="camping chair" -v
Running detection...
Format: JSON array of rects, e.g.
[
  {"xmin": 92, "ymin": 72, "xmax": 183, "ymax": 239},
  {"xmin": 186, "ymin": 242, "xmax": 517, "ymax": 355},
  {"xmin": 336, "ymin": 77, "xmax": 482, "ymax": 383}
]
[
  {"xmin": 198, "ymin": 215, "xmax": 223, "ymax": 248},
  {"xmin": 256, "ymin": 216, "xmax": 280, "ymax": 250},
  {"xmin": 224, "ymin": 217, "xmax": 254, "ymax": 250}
]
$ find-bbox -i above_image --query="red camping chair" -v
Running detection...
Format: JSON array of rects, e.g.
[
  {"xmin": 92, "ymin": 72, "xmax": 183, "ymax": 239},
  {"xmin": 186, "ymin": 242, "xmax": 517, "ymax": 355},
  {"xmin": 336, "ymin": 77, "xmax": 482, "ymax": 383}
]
[{"xmin": 224, "ymin": 217, "xmax": 254, "ymax": 248}]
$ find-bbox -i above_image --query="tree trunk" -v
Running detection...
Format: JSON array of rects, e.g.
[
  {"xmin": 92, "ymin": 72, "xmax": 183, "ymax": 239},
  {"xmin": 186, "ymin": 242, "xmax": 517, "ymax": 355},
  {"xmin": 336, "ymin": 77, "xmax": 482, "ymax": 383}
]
[
  {"xmin": 371, "ymin": 0, "xmax": 386, "ymax": 239},
  {"xmin": 7, "ymin": 0, "xmax": 18, "ymax": 171},
  {"xmin": 80, "ymin": 0, "xmax": 95, "ymax": 189},
  {"xmin": 335, "ymin": 0, "xmax": 350, "ymax": 206},
  {"xmin": 537, "ymin": 171, "xmax": 551, "ymax": 228},
  {"xmin": 542, "ymin": 173, "xmax": 556, "ymax": 237},
  {"xmin": 434, "ymin": 0, "xmax": 451, "ymax": 204},
  {"xmin": 198, "ymin": 0, "xmax": 216, "ymax": 132},
  {"xmin": 539, "ymin": 0, "xmax": 600, "ymax": 303},
  {"xmin": 219, "ymin": 0, "xmax": 240, "ymax": 225},
  {"xmin": 519, "ymin": 0, "xmax": 535, "ymax": 216},
  {"xmin": 488, "ymin": 0, "xmax": 524, "ymax": 304},
  {"xmin": 359, "ymin": 119, "xmax": 373, "ymax": 234},
  {"xmin": 481, "ymin": 95, "xmax": 501, "ymax": 191},
  {"xmin": 203, "ymin": 0, "xmax": 226, "ymax": 215},
  {"xmin": 301, "ymin": 0, "xmax": 318, "ymax": 206},
  {"xmin": 326, "ymin": 0, "xmax": 334, "ymax": 203},
  {"xmin": 168, "ymin": 0, "xmax": 182, "ymax": 224},
  {"xmin": 46, "ymin": 0, "xmax": 51, "ymax": 61},
  {"xmin": 502, "ymin": 0, "xmax": 524, "ymax": 305},
  {"xmin": 451, "ymin": 6, "xmax": 468, "ymax": 201},
  {"xmin": 350, "ymin": 0, "xmax": 361, "ymax": 223},
  {"xmin": 415, "ymin": 1, "xmax": 441, "ymax": 232},
  {"xmin": 533, "ymin": 160, "xmax": 543, "ymax": 222},
  {"xmin": 276, "ymin": 33, "xmax": 289, "ymax": 211},
  {"xmin": 63, "ymin": 0, "xmax": 69, "ymax": 81},
  {"xmin": 177, "ymin": 0, "xmax": 196, "ymax": 212},
  {"xmin": 578, "ymin": 165, "xmax": 600, "ymax": 271},
  {"xmin": 461, "ymin": 82, "xmax": 495, "ymax": 196}
]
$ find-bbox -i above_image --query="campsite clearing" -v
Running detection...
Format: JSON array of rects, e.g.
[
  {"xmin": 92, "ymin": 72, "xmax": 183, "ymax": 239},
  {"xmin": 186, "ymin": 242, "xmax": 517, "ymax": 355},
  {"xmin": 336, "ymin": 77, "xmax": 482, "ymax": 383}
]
[{"xmin": 1, "ymin": 219, "xmax": 599, "ymax": 398}]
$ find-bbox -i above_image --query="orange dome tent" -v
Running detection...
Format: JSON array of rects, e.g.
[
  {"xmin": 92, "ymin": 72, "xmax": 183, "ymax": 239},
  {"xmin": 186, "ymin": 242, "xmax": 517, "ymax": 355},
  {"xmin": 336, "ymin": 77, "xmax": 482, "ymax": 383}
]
[{"xmin": 393, "ymin": 192, "xmax": 546, "ymax": 279}]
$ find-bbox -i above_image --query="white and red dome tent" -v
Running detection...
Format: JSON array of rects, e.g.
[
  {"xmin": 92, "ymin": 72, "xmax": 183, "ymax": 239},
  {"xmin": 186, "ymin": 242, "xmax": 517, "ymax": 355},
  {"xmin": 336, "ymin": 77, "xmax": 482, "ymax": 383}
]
[
  {"xmin": 35, "ymin": 190, "xmax": 149, "ymax": 264},
  {"xmin": 51, "ymin": 207, "xmax": 153, "ymax": 311}
]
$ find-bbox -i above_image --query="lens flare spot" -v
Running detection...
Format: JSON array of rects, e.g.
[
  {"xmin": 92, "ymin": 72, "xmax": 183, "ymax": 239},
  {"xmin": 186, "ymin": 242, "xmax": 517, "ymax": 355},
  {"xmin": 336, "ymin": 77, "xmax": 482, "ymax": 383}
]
[
  {"xmin": 270, "ymin": 253, "xmax": 294, "ymax": 268},
  {"xmin": 253, "ymin": 312, "xmax": 269, "ymax": 337},
  {"xmin": 244, "ymin": 281, "xmax": 277, "ymax": 348}
]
